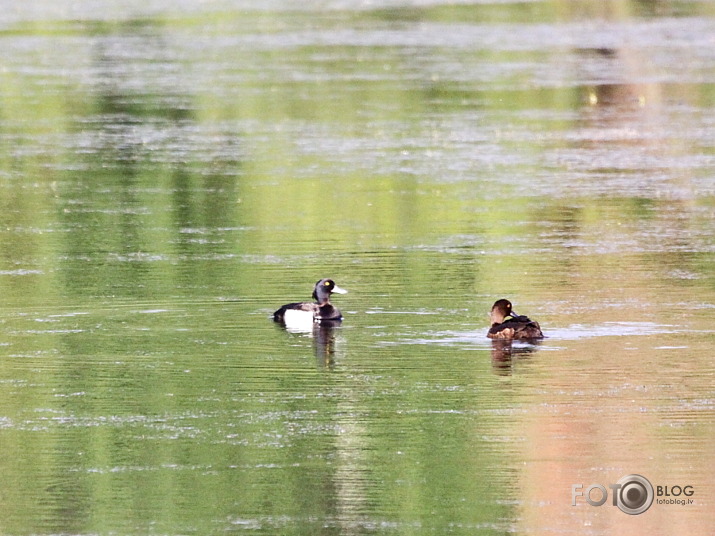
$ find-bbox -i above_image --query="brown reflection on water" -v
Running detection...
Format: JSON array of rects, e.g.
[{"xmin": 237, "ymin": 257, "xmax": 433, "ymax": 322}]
[
  {"xmin": 512, "ymin": 334, "xmax": 715, "ymax": 535},
  {"xmin": 491, "ymin": 339, "xmax": 542, "ymax": 375},
  {"xmin": 513, "ymin": 19, "xmax": 715, "ymax": 525}
]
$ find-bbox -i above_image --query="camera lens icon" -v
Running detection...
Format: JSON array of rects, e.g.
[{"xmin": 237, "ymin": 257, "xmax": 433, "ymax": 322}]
[{"xmin": 616, "ymin": 474, "xmax": 654, "ymax": 515}]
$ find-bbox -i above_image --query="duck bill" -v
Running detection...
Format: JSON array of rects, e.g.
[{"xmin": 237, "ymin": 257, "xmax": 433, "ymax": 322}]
[{"xmin": 332, "ymin": 285, "xmax": 348, "ymax": 294}]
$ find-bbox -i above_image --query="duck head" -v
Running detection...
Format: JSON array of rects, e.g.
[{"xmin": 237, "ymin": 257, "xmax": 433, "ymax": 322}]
[
  {"xmin": 489, "ymin": 298, "xmax": 514, "ymax": 325},
  {"xmin": 312, "ymin": 278, "xmax": 348, "ymax": 305}
]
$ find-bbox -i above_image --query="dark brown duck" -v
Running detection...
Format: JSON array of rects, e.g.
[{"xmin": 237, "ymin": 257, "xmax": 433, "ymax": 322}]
[{"xmin": 487, "ymin": 298, "xmax": 544, "ymax": 340}]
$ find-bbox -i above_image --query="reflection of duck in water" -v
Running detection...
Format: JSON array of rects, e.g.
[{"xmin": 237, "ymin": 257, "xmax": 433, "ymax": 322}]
[
  {"xmin": 487, "ymin": 299, "xmax": 544, "ymax": 340},
  {"xmin": 273, "ymin": 279, "xmax": 348, "ymax": 330},
  {"xmin": 490, "ymin": 338, "xmax": 542, "ymax": 374},
  {"xmin": 273, "ymin": 321, "xmax": 342, "ymax": 368},
  {"xmin": 313, "ymin": 323, "xmax": 340, "ymax": 368}
]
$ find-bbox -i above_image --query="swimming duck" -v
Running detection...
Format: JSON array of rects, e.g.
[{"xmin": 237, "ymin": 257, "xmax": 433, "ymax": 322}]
[
  {"xmin": 273, "ymin": 279, "xmax": 348, "ymax": 326},
  {"xmin": 487, "ymin": 298, "xmax": 544, "ymax": 340}
]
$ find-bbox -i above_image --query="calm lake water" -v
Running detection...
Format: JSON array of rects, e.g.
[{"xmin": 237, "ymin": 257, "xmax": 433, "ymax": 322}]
[{"xmin": 1, "ymin": 0, "xmax": 714, "ymax": 534}]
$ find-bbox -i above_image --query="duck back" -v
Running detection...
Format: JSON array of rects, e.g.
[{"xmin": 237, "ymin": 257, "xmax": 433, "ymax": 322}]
[{"xmin": 488, "ymin": 314, "xmax": 543, "ymax": 340}]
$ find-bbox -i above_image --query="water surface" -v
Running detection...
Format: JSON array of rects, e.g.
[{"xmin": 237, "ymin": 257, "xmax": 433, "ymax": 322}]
[{"xmin": 1, "ymin": 1, "xmax": 714, "ymax": 534}]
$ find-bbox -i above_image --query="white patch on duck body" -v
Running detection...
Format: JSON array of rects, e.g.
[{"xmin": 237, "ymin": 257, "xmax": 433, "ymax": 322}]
[{"xmin": 282, "ymin": 308, "xmax": 318, "ymax": 331}]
